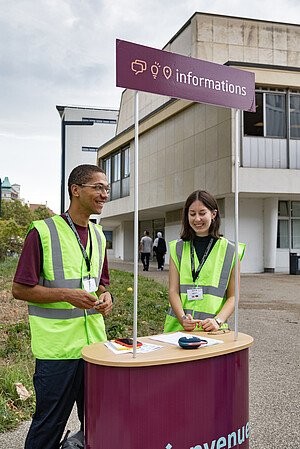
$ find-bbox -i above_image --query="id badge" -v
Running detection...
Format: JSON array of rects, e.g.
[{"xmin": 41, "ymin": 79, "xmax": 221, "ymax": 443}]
[
  {"xmin": 83, "ymin": 276, "xmax": 97, "ymax": 293},
  {"xmin": 187, "ymin": 287, "xmax": 203, "ymax": 301}
]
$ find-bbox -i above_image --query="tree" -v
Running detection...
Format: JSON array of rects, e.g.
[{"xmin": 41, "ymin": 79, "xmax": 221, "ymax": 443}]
[
  {"xmin": 1, "ymin": 200, "xmax": 33, "ymax": 227},
  {"xmin": 32, "ymin": 206, "xmax": 53, "ymax": 221},
  {"xmin": 0, "ymin": 219, "xmax": 26, "ymax": 260}
]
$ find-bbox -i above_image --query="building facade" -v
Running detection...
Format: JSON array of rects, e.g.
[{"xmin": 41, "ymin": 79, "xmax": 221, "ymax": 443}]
[
  {"xmin": 97, "ymin": 13, "xmax": 300, "ymax": 272},
  {"xmin": 56, "ymin": 105, "xmax": 119, "ymax": 215},
  {"xmin": 1, "ymin": 177, "xmax": 20, "ymax": 202}
]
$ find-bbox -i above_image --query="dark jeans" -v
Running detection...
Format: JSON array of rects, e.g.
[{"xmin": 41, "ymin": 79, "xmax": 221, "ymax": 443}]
[
  {"xmin": 25, "ymin": 358, "xmax": 85, "ymax": 449},
  {"xmin": 141, "ymin": 252, "xmax": 150, "ymax": 270},
  {"xmin": 156, "ymin": 252, "xmax": 165, "ymax": 269}
]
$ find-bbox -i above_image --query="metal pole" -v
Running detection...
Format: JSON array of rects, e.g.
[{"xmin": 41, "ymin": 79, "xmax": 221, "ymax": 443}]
[
  {"xmin": 133, "ymin": 90, "xmax": 139, "ymax": 358},
  {"xmin": 234, "ymin": 109, "xmax": 239, "ymax": 342},
  {"xmin": 61, "ymin": 121, "xmax": 66, "ymax": 214}
]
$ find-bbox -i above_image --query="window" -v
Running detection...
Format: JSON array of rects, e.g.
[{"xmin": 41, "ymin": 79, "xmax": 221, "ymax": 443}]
[
  {"xmin": 277, "ymin": 201, "xmax": 300, "ymax": 249},
  {"xmin": 101, "ymin": 146, "xmax": 130, "ymax": 201},
  {"xmin": 244, "ymin": 89, "xmax": 300, "ymax": 140},
  {"xmin": 244, "ymin": 91, "xmax": 286, "ymax": 138},
  {"xmin": 103, "ymin": 231, "xmax": 113, "ymax": 249},
  {"xmin": 290, "ymin": 95, "xmax": 300, "ymax": 139}
]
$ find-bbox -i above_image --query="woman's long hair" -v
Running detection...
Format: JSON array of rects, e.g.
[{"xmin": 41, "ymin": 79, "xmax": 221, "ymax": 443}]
[{"xmin": 180, "ymin": 190, "xmax": 221, "ymax": 241}]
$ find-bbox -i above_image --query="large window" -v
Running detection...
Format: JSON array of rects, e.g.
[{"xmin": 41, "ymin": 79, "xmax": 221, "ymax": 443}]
[
  {"xmin": 101, "ymin": 146, "xmax": 130, "ymax": 201},
  {"xmin": 244, "ymin": 89, "xmax": 300, "ymax": 139},
  {"xmin": 277, "ymin": 201, "xmax": 300, "ymax": 249}
]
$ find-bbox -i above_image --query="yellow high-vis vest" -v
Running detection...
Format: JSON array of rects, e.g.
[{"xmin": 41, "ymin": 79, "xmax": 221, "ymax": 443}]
[
  {"xmin": 27, "ymin": 215, "xmax": 107, "ymax": 359},
  {"xmin": 164, "ymin": 237, "xmax": 245, "ymax": 333}
]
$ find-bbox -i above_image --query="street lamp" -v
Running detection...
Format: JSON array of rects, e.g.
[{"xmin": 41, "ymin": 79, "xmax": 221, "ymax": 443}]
[{"xmin": 60, "ymin": 120, "xmax": 94, "ymax": 213}]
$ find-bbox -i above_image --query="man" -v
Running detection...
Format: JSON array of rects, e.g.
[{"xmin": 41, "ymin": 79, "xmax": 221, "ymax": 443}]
[
  {"xmin": 12, "ymin": 164, "xmax": 113, "ymax": 449},
  {"xmin": 139, "ymin": 230, "xmax": 152, "ymax": 271}
]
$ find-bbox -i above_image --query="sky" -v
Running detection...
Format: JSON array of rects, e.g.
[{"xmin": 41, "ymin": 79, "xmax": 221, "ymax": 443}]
[{"xmin": 1, "ymin": 0, "xmax": 299, "ymax": 213}]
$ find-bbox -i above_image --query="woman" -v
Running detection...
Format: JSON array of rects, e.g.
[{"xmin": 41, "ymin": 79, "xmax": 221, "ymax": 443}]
[
  {"xmin": 164, "ymin": 190, "xmax": 245, "ymax": 333},
  {"xmin": 153, "ymin": 232, "xmax": 167, "ymax": 271}
]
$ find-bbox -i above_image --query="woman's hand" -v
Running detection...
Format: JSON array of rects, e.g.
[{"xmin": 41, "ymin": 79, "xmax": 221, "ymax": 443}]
[
  {"xmin": 199, "ymin": 318, "xmax": 220, "ymax": 332},
  {"xmin": 180, "ymin": 314, "xmax": 201, "ymax": 331}
]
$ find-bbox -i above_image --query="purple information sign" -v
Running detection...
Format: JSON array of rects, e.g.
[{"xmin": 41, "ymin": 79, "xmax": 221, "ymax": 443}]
[{"xmin": 116, "ymin": 39, "xmax": 255, "ymax": 112}]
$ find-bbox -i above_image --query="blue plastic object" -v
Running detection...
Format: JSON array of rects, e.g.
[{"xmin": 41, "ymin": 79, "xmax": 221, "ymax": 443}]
[{"xmin": 178, "ymin": 336, "xmax": 208, "ymax": 349}]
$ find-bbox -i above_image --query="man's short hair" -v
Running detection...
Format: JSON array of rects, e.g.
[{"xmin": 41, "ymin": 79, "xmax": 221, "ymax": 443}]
[{"xmin": 68, "ymin": 164, "xmax": 105, "ymax": 200}]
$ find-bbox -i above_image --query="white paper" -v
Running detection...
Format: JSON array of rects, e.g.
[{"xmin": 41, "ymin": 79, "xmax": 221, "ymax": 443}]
[
  {"xmin": 149, "ymin": 332, "xmax": 223, "ymax": 347},
  {"xmin": 105, "ymin": 341, "xmax": 164, "ymax": 355}
]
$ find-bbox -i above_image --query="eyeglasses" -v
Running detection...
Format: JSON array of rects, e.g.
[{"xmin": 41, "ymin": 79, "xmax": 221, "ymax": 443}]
[{"xmin": 77, "ymin": 184, "xmax": 111, "ymax": 195}]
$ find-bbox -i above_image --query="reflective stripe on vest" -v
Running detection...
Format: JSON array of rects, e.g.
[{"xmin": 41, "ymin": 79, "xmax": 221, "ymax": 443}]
[
  {"xmin": 175, "ymin": 238, "xmax": 235, "ymax": 299},
  {"xmin": 28, "ymin": 304, "xmax": 100, "ymax": 319}
]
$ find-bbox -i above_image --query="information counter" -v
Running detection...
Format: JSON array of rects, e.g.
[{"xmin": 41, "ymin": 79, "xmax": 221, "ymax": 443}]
[{"xmin": 82, "ymin": 331, "xmax": 253, "ymax": 449}]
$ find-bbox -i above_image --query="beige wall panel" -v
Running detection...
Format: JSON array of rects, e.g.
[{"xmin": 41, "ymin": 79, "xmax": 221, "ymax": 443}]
[
  {"xmin": 213, "ymin": 16, "xmax": 229, "ymax": 44},
  {"xmin": 196, "ymin": 42, "xmax": 213, "ymax": 61},
  {"xmin": 228, "ymin": 45, "xmax": 244, "ymax": 61},
  {"xmin": 218, "ymin": 158, "xmax": 232, "ymax": 194},
  {"xmin": 243, "ymin": 46, "xmax": 259, "ymax": 63},
  {"xmin": 244, "ymin": 23, "xmax": 258, "ymax": 48},
  {"xmin": 157, "ymin": 149, "xmax": 166, "ymax": 179},
  {"xmin": 194, "ymin": 165, "xmax": 206, "ymax": 191},
  {"xmin": 183, "ymin": 106, "xmax": 195, "ymax": 139},
  {"xmin": 258, "ymin": 24, "xmax": 274, "ymax": 49},
  {"xmin": 165, "ymin": 174, "xmax": 175, "ymax": 204},
  {"xmin": 273, "ymin": 25, "xmax": 288, "ymax": 51},
  {"xmin": 174, "ymin": 141, "xmax": 184, "ymax": 173},
  {"xmin": 196, "ymin": 15, "xmax": 213, "ymax": 42},
  {"xmin": 165, "ymin": 119, "xmax": 175, "ymax": 147},
  {"xmin": 194, "ymin": 132, "xmax": 206, "ymax": 166},
  {"xmin": 205, "ymin": 127, "xmax": 218, "ymax": 163},
  {"xmin": 212, "ymin": 43, "xmax": 229, "ymax": 64},
  {"xmin": 194, "ymin": 104, "xmax": 207, "ymax": 133},
  {"xmin": 205, "ymin": 161, "xmax": 219, "ymax": 194},
  {"xmin": 274, "ymin": 50, "xmax": 288, "ymax": 66},
  {"xmin": 183, "ymin": 136, "xmax": 195, "ymax": 171},
  {"xmin": 258, "ymin": 48, "xmax": 274, "ymax": 65},
  {"xmin": 228, "ymin": 18, "xmax": 244, "ymax": 46},
  {"xmin": 287, "ymin": 27, "xmax": 300, "ymax": 49},
  {"xmin": 165, "ymin": 145, "xmax": 175, "ymax": 175},
  {"xmin": 218, "ymin": 120, "xmax": 231, "ymax": 159},
  {"xmin": 287, "ymin": 51, "xmax": 300, "ymax": 67},
  {"xmin": 205, "ymin": 104, "xmax": 219, "ymax": 130},
  {"xmin": 157, "ymin": 177, "xmax": 166, "ymax": 206},
  {"xmin": 183, "ymin": 168, "xmax": 195, "ymax": 198}
]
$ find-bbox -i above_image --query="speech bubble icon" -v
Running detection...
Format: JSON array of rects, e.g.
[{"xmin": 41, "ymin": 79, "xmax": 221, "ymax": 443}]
[
  {"xmin": 163, "ymin": 66, "xmax": 172, "ymax": 79},
  {"xmin": 131, "ymin": 59, "xmax": 147, "ymax": 75}
]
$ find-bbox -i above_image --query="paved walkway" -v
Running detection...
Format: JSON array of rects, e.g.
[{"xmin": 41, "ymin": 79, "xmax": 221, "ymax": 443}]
[{"xmin": 1, "ymin": 260, "xmax": 299, "ymax": 448}]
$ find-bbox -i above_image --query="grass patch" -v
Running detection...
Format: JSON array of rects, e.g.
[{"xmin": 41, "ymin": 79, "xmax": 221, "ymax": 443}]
[{"xmin": 0, "ymin": 266, "xmax": 170, "ymax": 433}]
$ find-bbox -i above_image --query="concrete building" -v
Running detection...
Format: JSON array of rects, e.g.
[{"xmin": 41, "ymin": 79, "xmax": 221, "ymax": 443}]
[
  {"xmin": 56, "ymin": 105, "xmax": 119, "ymax": 216},
  {"xmin": 97, "ymin": 13, "xmax": 300, "ymax": 273}
]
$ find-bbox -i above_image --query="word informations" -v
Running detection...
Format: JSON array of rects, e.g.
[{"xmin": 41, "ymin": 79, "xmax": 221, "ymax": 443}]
[{"xmin": 116, "ymin": 39, "xmax": 255, "ymax": 112}]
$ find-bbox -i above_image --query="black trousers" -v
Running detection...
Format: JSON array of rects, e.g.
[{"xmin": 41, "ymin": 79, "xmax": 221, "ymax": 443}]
[
  {"xmin": 156, "ymin": 252, "xmax": 165, "ymax": 269},
  {"xmin": 141, "ymin": 252, "xmax": 150, "ymax": 270},
  {"xmin": 25, "ymin": 358, "xmax": 85, "ymax": 449}
]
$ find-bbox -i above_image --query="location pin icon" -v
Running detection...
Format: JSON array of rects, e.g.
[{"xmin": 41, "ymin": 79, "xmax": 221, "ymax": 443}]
[{"xmin": 163, "ymin": 66, "xmax": 172, "ymax": 79}]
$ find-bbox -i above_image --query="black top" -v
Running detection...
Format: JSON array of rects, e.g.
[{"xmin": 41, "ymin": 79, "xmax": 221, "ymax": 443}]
[{"xmin": 193, "ymin": 235, "xmax": 217, "ymax": 265}]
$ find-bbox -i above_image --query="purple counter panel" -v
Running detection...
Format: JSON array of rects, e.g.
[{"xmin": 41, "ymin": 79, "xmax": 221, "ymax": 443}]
[{"xmin": 85, "ymin": 349, "xmax": 249, "ymax": 449}]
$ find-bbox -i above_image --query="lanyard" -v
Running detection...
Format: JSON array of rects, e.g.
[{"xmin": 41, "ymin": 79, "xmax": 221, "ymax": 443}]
[
  {"xmin": 190, "ymin": 237, "xmax": 214, "ymax": 283},
  {"xmin": 65, "ymin": 211, "xmax": 92, "ymax": 274}
]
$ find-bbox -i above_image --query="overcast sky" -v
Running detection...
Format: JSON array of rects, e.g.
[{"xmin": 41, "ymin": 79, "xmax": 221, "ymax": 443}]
[{"xmin": 1, "ymin": 0, "xmax": 299, "ymax": 213}]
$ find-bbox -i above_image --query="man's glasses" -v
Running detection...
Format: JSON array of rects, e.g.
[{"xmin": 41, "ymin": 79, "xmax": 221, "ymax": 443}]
[{"xmin": 77, "ymin": 184, "xmax": 111, "ymax": 195}]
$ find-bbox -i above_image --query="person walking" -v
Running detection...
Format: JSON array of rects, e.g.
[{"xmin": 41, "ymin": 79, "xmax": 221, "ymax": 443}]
[
  {"xmin": 153, "ymin": 232, "xmax": 167, "ymax": 271},
  {"xmin": 12, "ymin": 164, "xmax": 113, "ymax": 449},
  {"xmin": 139, "ymin": 230, "xmax": 152, "ymax": 271},
  {"xmin": 164, "ymin": 190, "xmax": 245, "ymax": 333}
]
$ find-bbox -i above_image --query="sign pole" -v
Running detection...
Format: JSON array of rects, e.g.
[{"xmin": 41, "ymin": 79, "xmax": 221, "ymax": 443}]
[
  {"xmin": 234, "ymin": 109, "xmax": 239, "ymax": 341},
  {"xmin": 133, "ymin": 90, "xmax": 139, "ymax": 357}
]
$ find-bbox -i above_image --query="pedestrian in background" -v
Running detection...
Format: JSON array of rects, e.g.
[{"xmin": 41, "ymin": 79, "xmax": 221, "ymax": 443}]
[
  {"xmin": 139, "ymin": 230, "xmax": 152, "ymax": 271},
  {"xmin": 153, "ymin": 231, "xmax": 167, "ymax": 271}
]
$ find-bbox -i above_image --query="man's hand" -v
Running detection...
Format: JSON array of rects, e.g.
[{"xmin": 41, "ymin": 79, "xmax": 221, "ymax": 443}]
[
  {"xmin": 67, "ymin": 289, "xmax": 99, "ymax": 309},
  {"xmin": 93, "ymin": 291, "xmax": 113, "ymax": 316}
]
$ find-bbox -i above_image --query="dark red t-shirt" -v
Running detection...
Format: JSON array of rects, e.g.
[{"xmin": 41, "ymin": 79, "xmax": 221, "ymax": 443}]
[{"xmin": 14, "ymin": 215, "xmax": 110, "ymax": 287}]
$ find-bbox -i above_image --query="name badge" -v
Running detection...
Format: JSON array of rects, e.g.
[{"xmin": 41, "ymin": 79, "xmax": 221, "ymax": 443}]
[
  {"xmin": 187, "ymin": 287, "xmax": 203, "ymax": 301},
  {"xmin": 83, "ymin": 277, "xmax": 97, "ymax": 293}
]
